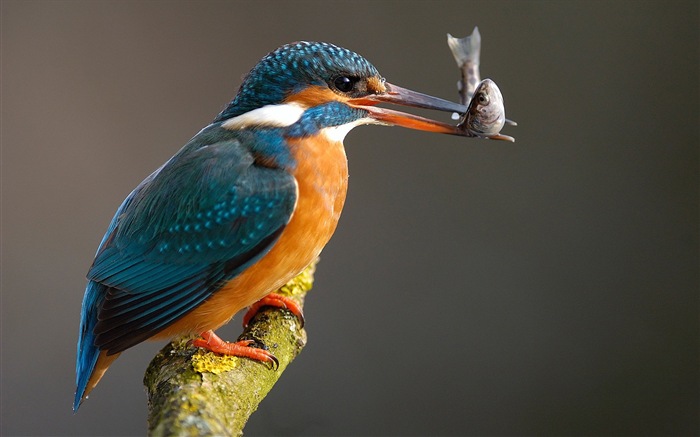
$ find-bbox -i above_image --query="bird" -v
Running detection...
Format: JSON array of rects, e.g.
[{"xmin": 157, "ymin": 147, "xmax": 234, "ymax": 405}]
[{"xmin": 74, "ymin": 41, "xmax": 484, "ymax": 411}]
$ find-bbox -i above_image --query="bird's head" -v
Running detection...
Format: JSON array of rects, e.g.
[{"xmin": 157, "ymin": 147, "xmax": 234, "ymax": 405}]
[{"xmin": 214, "ymin": 41, "xmax": 485, "ymax": 139}]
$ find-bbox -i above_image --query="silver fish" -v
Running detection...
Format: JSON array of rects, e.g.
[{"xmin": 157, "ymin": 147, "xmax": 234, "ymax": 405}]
[
  {"xmin": 462, "ymin": 78, "xmax": 508, "ymax": 139},
  {"xmin": 447, "ymin": 27, "xmax": 516, "ymax": 142}
]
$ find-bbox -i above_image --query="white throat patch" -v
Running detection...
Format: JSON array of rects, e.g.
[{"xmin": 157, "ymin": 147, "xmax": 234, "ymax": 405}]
[{"xmin": 320, "ymin": 118, "xmax": 375, "ymax": 142}]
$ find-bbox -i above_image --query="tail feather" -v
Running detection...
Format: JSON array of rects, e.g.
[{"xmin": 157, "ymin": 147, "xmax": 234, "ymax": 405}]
[{"xmin": 74, "ymin": 280, "xmax": 109, "ymax": 411}]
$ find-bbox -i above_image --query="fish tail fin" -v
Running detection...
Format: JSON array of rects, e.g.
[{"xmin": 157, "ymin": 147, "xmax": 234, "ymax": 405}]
[{"xmin": 447, "ymin": 26, "xmax": 481, "ymax": 68}]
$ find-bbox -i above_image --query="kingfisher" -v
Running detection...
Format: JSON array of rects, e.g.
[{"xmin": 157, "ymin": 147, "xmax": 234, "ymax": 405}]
[{"xmin": 74, "ymin": 41, "xmax": 488, "ymax": 411}]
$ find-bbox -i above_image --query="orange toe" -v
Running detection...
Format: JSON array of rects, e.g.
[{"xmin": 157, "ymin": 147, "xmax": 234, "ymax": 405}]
[
  {"xmin": 193, "ymin": 330, "xmax": 278, "ymax": 369},
  {"xmin": 242, "ymin": 292, "xmax": 305, "ymax": 327}
]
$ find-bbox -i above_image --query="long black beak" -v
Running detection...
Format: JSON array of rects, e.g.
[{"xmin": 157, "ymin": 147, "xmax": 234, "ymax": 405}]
[{"xmin": 348, "ymin": 82, "xmax": 514, "ymax": 142}]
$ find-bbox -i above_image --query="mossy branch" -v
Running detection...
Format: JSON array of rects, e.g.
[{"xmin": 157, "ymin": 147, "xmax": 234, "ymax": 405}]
[{"xmin": 143, "ymin": 261, "xmax": 316, "ymax": 436}]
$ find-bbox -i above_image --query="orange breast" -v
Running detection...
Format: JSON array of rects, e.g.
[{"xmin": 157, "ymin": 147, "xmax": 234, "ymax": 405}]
[{"xmin": 155, "ymin": 134, "xmax": 349, "ymax": 337}]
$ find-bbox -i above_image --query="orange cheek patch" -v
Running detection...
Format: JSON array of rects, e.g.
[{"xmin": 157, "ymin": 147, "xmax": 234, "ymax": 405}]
[{"xmin": 284, "ymin": 85, "xmax": 346, "ymax": 107}]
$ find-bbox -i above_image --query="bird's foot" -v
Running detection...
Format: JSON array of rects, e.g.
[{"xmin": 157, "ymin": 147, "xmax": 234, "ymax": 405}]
[
  {"xmin": 242, "ymin": 292, "xmax": 305, "ymax": 328},
  {"xmin": 192, "ymin": 330, "xmax": 279, "ymax": 369}
]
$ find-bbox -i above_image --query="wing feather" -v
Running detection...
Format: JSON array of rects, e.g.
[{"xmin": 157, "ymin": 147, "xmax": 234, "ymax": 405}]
[{"xmin": 83, "ymin": 128, "xmax": 296, "ymax": 354}]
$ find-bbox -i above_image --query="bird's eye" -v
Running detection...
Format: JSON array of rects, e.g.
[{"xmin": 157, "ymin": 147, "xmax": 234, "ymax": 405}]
[
  {"xmin": 477, "ymin": 92, "xmax": 489, "ymax": 105},
  {"xmin": 333, "ymin": 76, "xmax": 357, "ymax": 93}
]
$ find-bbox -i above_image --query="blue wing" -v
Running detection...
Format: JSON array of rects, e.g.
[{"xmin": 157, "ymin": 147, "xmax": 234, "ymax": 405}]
[{"xmin": 75, "ymin": 125, "xmax": 297, "ymax": 407}]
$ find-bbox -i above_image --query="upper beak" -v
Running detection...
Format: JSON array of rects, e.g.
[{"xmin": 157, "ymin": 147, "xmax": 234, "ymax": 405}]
[{"xmin": 348, "ymin": 82, "xmax": 514, "ymax": 142}]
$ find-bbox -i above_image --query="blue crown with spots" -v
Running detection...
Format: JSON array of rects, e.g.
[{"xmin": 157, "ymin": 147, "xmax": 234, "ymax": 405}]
[{"xmin": 215, "ymin": 42, "xmax": 380, "ymax": 121}]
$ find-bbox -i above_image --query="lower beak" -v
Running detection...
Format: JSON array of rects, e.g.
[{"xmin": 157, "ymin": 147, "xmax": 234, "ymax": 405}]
[{"xmin": 348, "ymin": 82, "xmax": 514, "ymax": 142}]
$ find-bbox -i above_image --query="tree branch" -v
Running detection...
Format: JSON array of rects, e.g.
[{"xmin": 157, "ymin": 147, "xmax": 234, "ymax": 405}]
[{"xmin": 143, "ymin": 261, "xmax": 315, "ymax": 436}]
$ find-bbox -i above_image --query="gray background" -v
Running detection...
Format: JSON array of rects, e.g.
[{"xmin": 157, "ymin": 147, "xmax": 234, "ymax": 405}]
[{"xmin": 2, "ymin": 1, "xmax": 698, "ymax": 435}]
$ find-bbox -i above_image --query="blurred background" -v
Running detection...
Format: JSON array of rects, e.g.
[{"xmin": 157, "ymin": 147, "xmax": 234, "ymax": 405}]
[{"xmin": 2, "ymin": 1, "xmax": 698, "ymax": 435}]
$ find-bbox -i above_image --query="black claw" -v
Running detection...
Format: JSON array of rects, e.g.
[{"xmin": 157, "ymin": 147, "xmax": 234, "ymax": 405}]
[
  {"xmin": 236, "ymin": 334, "xmax": 279, "ymax": 370},
  {"xmin": 268, "ymin": 354, "xmax": 280, "ymax": 371},
  {"xmin": 293, "ymin": 310, "xmax": 305, "ymax": 329}
]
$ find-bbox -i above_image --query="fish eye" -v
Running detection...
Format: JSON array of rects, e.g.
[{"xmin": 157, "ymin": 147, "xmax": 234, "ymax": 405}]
[
  {"xmin": 477, "ymin": 92, "xmax": 489, "ymax": 105},
  {"xmin": 333, "ymin": 76, "xmax": 358, "ymax": 93}
]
